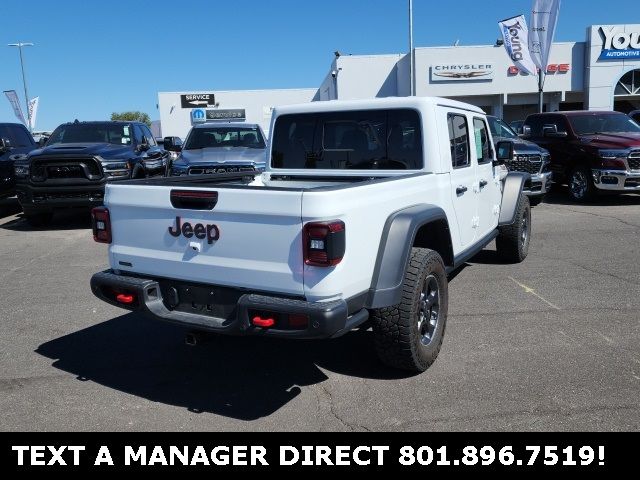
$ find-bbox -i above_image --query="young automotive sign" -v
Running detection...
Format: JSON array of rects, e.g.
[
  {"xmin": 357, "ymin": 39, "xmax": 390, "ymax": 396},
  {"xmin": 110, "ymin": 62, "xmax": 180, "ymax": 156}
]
[
  {"xmin": 181, "ymin": 94, "xmax": 216, "ymax": 108},
  {"xmin": 430, "ymin": 64, "xmax": 494, "ymax": 82},
  {"xmin": 599, "ymin": 26, "xmax": 640, "ymax": 60},
  {"xmin": 498, "ymin": 15, "xmax": 537, "ymax": 76},
  {"xmin": 3, "ymin": 90, "xmax": 26, "ymax": 125},
  {"xmin": 529, "ymin": 0, "xmax": 561, "ymax": 70}
]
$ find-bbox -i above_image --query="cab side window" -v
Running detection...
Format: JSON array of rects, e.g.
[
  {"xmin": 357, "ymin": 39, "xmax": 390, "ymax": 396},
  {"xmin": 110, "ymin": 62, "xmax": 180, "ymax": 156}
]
[
  {"xmin": 142, "ymin": 125, "xmax": 157, "ymax": 146},
  {"xmin": 448, "ymin": 113, "xmax": 470, "ymax": 168},
  {"xmin": 133, "ymin": 125, "xmax": 145, "ymax": 146},
  {"xmin": 473, "ymin": 118, "xmax": 492, "ymax": 164}
]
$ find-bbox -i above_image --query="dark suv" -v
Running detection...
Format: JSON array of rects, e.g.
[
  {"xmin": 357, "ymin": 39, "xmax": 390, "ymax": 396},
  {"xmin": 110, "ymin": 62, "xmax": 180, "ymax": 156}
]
[
  {"xmin": 0, "ymin": 123, "xmax": 36, "ymax": 200},
  {"xmin": 14, "ymin": 121, "xmax": 168, "ymax": 226},
  {"xmin": 522, "ymin": 111, "xmax": 640, "ymax": 201},
  {"xmin": 487, "ymin": 116, "xmax": 552, "ymax": 206}
]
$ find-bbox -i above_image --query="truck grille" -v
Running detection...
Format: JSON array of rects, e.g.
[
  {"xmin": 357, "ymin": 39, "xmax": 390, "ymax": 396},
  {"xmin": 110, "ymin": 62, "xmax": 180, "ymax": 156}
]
[
  {"xmin": 31, "ymin": 157, "xmax": 102, "ymax": 181},
  {"xmin": 505, "ymin": 154, "xmax": 543, "ymax": 174},
  {"xmin": 628, "ymin": 151, "xmax": 640, "ymax": 171},
  {"xmin": 188, "ymin": 165, "xmax": 255, "ymax": 175}
]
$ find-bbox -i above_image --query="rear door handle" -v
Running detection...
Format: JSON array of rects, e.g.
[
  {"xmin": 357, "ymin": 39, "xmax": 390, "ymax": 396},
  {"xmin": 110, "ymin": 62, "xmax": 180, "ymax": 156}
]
[
  {"xmin": 479, "ymin": 180, "xmax": 488, "ymax": 189},
  {"xmin": 456, "ymin": 186, "xmax": 468, "ymax": 195}
]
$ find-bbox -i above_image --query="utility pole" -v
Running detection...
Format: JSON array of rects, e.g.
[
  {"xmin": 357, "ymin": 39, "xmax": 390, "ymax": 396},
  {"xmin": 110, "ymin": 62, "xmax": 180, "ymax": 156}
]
[{"xmin": 8, "ymin": 42, "xmax": 34, "ymax": 132}]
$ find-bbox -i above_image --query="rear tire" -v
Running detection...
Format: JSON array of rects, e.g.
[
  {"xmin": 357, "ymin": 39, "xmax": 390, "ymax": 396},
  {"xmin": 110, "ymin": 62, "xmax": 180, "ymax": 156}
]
[
  {"xmin": 568, "ymin": 167, "xmax": 596, "ymax": 202},
  {"xmin": 25, "ymin": 211, "xmax": 53, "ymax": 227},
  {"xmin": 371, "ymin": 248, "xmax": 448, "ymax": 373},
  {"xmin": 496, "ymin": 194, "xmax": 530, "ymax": 263}
]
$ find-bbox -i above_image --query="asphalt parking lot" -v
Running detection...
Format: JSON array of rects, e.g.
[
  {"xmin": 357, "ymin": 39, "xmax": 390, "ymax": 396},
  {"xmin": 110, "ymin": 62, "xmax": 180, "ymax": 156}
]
[{"xmin": 0, "ymin": 192, "xmax": 639, "ymax": 432}]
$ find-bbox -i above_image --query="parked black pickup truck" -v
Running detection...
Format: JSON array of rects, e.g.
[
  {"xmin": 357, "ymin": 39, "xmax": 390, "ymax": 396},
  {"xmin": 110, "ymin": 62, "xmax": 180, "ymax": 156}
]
[
  {"xmin": 14, "ymin": 121, "xmax": 168, "ymax": 226},
  {"xmin": 1, "ymin": 123, "xmax": 36, "ymax": 200}
]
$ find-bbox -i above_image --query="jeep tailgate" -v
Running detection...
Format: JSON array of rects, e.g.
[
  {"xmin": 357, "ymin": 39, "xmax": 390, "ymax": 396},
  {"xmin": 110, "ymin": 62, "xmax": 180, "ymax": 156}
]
[{"xmin": 104, "ymin": 183, "xmax": 304, "ymax": 295}]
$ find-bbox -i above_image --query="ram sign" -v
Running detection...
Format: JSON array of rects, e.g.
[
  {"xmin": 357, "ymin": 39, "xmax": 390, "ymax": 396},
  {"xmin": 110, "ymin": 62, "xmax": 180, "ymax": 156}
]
[{"xmin": 598, "ymin": 26, "xmax": 640, "ymax": 60}]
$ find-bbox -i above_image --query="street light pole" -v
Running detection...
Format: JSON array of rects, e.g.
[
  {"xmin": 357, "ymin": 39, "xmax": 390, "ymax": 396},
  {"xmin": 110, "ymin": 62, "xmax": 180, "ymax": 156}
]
[
  {"xmin": 409, "ymin": 0, "xmax": 415, "ymax": 96},
  {"xmin": 8, "ymin": 42, "xmax": 34, "ymax": 132}
]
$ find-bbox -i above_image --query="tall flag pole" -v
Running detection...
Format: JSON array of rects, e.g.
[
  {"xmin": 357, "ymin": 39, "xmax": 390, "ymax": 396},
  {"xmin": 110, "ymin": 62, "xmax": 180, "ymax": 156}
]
[{"xmin": 530, "ymin": 0, "xmax": 561, "ymax": 112}]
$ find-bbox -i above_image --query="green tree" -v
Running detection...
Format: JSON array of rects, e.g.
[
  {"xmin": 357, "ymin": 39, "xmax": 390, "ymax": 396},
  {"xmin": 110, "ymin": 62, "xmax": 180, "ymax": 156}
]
[{"xmin": 110, "ymin": 111, "xmax": 151, "ymax": 126}]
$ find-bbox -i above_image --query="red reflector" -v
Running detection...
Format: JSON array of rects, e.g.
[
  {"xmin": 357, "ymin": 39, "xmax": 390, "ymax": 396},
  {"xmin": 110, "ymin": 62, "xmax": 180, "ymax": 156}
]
[
  {"xmin": 252, "ymin": 316, "xmax": 275, "ymax": 328},
  {"xmin": 116, "ymin": 293, "xmax": 135, "ymax": 305},
  {"xmin": 288, "ymin": 314, "xmax": 309, "ymax": 328}
]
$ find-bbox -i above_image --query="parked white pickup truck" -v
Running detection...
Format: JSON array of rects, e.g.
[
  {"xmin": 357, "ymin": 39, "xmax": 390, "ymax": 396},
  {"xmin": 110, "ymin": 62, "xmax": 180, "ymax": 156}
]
[{"xmin": 90, "ymin": 97, "xmax": 530, "ymax": 372}]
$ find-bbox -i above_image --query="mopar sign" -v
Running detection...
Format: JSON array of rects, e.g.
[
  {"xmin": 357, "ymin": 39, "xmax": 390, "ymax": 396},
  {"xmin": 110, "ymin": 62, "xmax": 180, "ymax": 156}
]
[
  {"xmin": 191, "ymin": 109, "xmax": 206, "ymax": 123},
  {"xmin": 599, "ymin": 26, "xmax": 640, "ymax": 61}
]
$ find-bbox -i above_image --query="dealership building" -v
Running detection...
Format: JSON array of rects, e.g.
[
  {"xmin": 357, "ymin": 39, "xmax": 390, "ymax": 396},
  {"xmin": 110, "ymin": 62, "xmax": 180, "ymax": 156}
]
[{"xmin": 158, "ymin": 24, "xmax": 640, "ymax": 139}]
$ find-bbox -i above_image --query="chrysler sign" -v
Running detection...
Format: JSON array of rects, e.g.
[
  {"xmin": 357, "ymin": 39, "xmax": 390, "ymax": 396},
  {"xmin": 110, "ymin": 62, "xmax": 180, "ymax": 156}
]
[
  {"xmin": 430, "ymin": 64, "xmax": 494, "ymax": 82},
  {"xmin": 599, "ymin": 26, "xmax": 640, "ymax": 61}
]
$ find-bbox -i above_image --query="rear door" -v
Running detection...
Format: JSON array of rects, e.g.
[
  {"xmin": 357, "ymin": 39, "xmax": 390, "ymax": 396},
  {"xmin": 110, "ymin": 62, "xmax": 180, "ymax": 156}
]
[
  {"xmin": 445, "ymin": 111, "xmax": 478, "ymax": 249},
  {"xmin": 106, "ymin": 183, "xmax": 305, "ymax": 296},
  {"xmin": 472, "ymin": 117, "xmax": 501, "ymax": 237}
]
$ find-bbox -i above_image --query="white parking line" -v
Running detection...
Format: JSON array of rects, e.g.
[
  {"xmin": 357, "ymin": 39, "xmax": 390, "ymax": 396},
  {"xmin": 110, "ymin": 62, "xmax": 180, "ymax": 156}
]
[{"xmin": 508, "ymin": 276, "xmax": 561, "ymax": 311}]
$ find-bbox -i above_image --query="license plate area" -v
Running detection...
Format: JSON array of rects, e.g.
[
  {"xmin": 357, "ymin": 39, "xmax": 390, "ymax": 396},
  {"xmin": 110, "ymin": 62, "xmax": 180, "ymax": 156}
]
[{"xmin": 158, "ymin": 280, "xmax": 243, "ymax": 320}]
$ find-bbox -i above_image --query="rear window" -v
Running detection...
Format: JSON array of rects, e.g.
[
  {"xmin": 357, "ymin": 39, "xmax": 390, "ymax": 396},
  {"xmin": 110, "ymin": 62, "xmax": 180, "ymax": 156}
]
[
  {"xmin": 271, "ymin": 109, "xmax": 423, "ymax": 170},
  {"xmin": 184, "ymin": 126, "xmax": 266, "ymax": 150}
]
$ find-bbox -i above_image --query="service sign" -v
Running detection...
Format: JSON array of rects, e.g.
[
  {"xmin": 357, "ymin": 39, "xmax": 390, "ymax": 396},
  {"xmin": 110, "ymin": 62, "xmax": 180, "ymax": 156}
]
[
  {"xmin": 430, "ymin": 64, "xmax": 494, "ymax": 82},
  {"xmin": 181, "ymin": 93, "xmax": 216, "ymax": 108},
  {"xmin": 598, "ymin": 26, "xmax": 640, "ymax": 61},
  {"xmin": 206, "ymin": 109, "xmax": 246, "ymax": 121}
]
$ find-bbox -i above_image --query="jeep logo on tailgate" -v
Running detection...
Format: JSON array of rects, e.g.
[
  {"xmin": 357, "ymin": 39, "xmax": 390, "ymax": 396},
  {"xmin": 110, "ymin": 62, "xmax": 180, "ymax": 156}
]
[{"xmin": 168, "ymin": 217, "xmax": 220, "ymax": 244}]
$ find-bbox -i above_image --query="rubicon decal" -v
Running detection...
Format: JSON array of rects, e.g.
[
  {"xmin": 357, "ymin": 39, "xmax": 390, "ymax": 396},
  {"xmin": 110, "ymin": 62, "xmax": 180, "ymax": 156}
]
[{"xmin": 168, "ymin": 217, "xmax": 220, "ymax": 244}]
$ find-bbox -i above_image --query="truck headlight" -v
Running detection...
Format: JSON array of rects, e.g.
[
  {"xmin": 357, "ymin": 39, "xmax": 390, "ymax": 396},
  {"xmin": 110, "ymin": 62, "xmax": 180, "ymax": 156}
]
[
  {"xmin": 102, "ymin": 161, "xmax": 132, "ymax": 179},
  {"xmin": 599, "ymin": 149, "xmax": 628, "ymax": 159},
  {"xmin": 14, "ymin": 165, "xmax": 29, "ymax": 177}
]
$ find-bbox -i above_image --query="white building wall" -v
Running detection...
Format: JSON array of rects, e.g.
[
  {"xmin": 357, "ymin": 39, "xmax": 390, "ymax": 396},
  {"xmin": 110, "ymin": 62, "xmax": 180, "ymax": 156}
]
[
  {"xmin": 334, "ymin": 54, "xmax": 404, "ymax": 100},
  {"xmin": 158, "ymin": 88, "xmax": 319, "ymax": 139}
]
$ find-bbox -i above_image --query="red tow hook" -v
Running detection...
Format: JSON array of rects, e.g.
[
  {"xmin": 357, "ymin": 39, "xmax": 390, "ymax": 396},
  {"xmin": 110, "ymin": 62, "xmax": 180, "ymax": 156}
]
[
  {"xmin": 252, "ymin": 316, "xmax": 275, "ymax": 328},
  {"xmin": 116, "ymin": 293, "xmax": 136, "ymax": 305}
]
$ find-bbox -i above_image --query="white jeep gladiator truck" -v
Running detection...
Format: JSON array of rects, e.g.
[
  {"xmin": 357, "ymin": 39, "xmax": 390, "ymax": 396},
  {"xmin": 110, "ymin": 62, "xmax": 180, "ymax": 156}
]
[{"xmin": 90, "ymin": 97, "xmax": 530, "ymax": 372}]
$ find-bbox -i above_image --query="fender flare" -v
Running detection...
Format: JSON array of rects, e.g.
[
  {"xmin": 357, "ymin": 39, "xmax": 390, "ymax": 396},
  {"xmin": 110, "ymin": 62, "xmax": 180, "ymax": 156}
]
[
  {"xmin": 366, "ymin": 204, "xmax": 452, "ymax": 309},
  {"xmin": 499, "ymin": 172, "xmax": 528, "ymax": 225}
]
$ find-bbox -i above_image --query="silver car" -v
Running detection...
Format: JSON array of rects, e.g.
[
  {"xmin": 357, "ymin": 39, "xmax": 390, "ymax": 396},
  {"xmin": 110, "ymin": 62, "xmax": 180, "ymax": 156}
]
[{"xmin": 170, "ymin": 123, "xmax": 267, "ymax": 175}]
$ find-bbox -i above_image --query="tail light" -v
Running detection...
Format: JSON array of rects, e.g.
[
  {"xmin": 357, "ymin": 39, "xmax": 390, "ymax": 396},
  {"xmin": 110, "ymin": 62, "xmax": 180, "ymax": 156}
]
[
  {"xmin": 91, "ymin": 207, "xmax": 112, "ymax": 244},
  {"xmin": 303, "ymin": 220, "xmax": 345, "ymax": 267}
]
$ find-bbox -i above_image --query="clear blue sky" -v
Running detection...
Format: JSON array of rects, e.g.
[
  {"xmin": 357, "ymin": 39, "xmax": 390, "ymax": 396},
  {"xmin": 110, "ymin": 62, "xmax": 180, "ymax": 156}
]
[{"xmin": 1, "ymin": 0, "xmax": 637, "ymax": 130}]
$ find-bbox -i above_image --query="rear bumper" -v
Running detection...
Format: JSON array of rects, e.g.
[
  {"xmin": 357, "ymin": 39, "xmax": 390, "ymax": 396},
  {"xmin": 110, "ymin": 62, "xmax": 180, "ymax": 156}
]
[
  {"xmin": 592, "ymin": 169, "xmax": 640, "ymax": 192},
  {"xmin": 90, "ymin": 270, "xmax": 368, "ymax": 339},
  {"xmin": 16, "ymin": 181, "xmax": 106, "ymax": 212}
]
